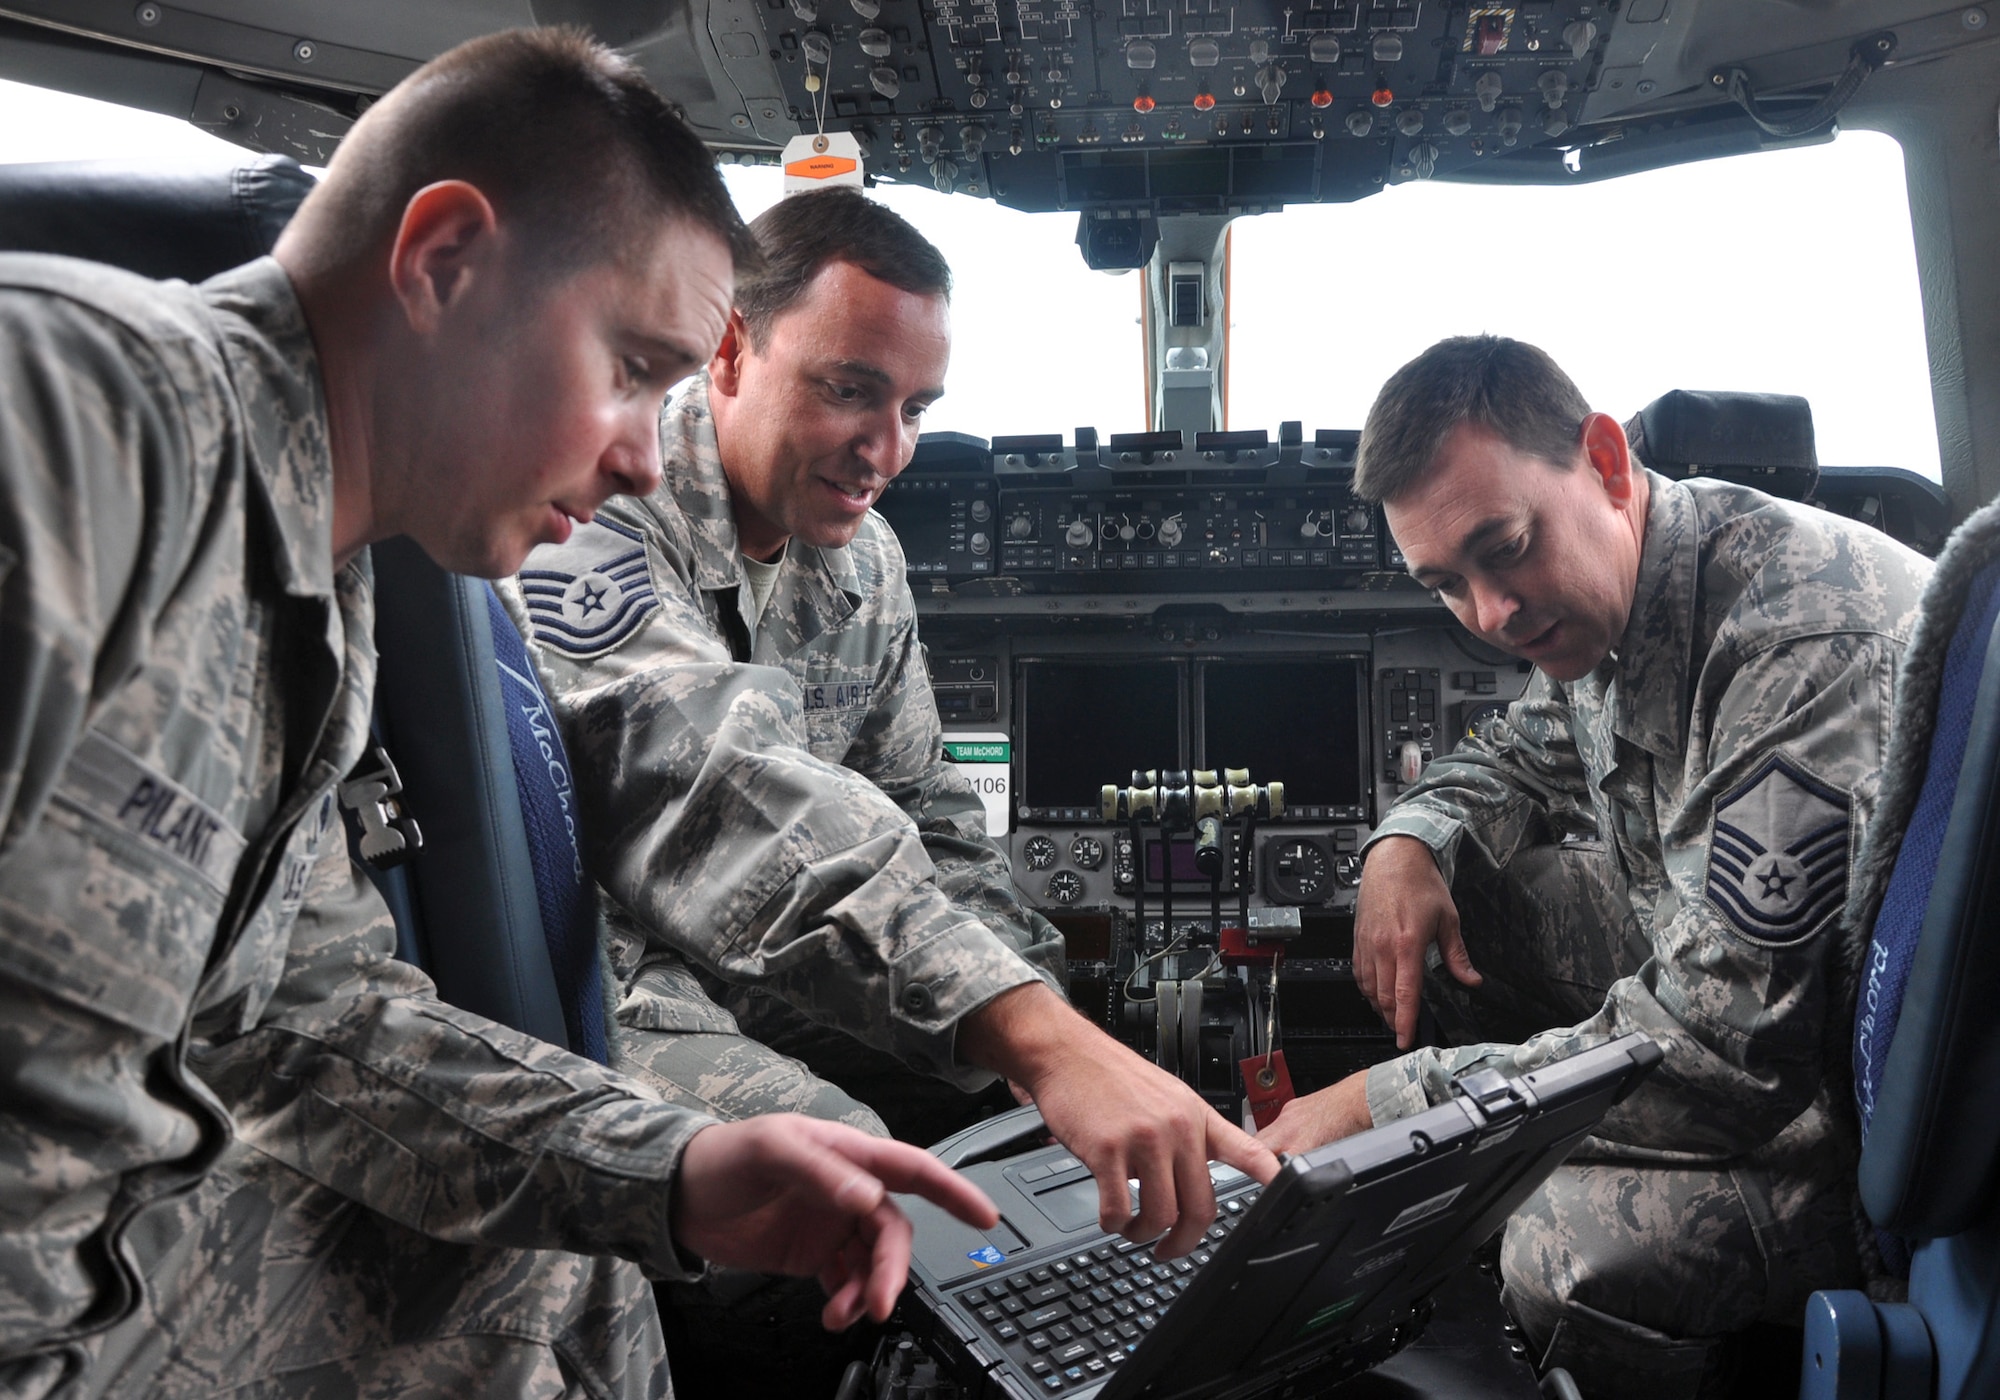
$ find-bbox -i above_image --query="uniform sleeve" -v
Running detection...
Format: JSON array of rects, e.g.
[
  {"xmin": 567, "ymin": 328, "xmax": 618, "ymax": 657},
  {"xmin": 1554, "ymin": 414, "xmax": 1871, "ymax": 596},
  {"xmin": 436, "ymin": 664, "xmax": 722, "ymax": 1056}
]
[
  {"xmin": 0, "ymin": 285, "xmax": 246, "ymax": 1346},
  {"xmin": 1365, "ymin": 668, "xmax": 1588, "ymax": 886},
  {"xmin": 844, "ymin": 615, "xmax": 1066, "ymax": 991},
  {"xmin": 517, "ymin": 561, "xmax": 1056, "ymax": 1091},
  {"xmin": 192, "ymin": 832, "xmax": 713, "ymax": 1282},
  {"xmin": 1367, "ymin": 634, "xmax": 1898, "ymax": 1158},
  {"xmin": 0, "ymin": 287, "xmax": 210, "ymax": 845}
]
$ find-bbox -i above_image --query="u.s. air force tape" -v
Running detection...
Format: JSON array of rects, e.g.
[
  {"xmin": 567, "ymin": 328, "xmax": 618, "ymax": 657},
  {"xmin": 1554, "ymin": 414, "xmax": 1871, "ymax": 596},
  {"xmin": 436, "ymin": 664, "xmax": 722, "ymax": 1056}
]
[
  {"xmin": 1706, "ymin": 755, "xmax": 1850, "ymax": 945},
  {"xmin": 518, "ymin": 518, "xmax": 661, "ymax": 659},
  {"xmin": 52, "ymin": 731, "xmax": 246, "ymax": 895}
]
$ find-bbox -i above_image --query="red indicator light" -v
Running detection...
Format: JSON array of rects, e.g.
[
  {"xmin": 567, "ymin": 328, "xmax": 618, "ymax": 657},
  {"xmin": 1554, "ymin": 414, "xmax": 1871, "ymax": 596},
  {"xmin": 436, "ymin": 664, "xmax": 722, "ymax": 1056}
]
[
  {"xmin": 1371, "ymin": 86, "xmax": 1394, "ymax": 107},
  {"xmin": 1193, "ymin": 91, "xmax": 1216, "ymax": 111},
  {"xmin": 1310, "ymin": 88, "xmax": 1333, "ymax": 108},
  {"xmin": 1134, "ymin": 93, "xmax": 1156, "ymax": 113}
]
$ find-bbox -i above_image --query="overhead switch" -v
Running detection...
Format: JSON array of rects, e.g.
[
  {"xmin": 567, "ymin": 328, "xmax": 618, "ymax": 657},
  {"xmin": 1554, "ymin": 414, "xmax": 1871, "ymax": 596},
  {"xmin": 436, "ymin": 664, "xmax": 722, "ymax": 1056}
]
[
  {"xmin": 1188, "ymin": 39, "xmax": 1221, "ymax": 67},
  {"xmin": 858, "ymin": 26, "xmax": 890, "ymax": 55},
  {"xmin": 1474, "ymin": 71, "xmax": 1504, "ymax": 112},
  {"xmin": 1126, "ymin": 40, "xmax": 1157, "ymax": 69},
  {"xmin": 1309, "ymin": 35, "xmax": 1341, "ymax": 64}
]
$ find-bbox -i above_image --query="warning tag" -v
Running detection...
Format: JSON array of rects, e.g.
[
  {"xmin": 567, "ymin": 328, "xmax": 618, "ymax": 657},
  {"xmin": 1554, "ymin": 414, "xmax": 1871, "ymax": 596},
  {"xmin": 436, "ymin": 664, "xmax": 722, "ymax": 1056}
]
[
  {"xmin": 1240, "ymin": 1049, "xmax": 1297, "ymax": 1131},
  {"xmin": 943, "ymin": 732, "xmax": 1011, "ymax": 836},
  {"xmin": 783, "ymin": 131, "xmax": 865, "ymax": 192}
]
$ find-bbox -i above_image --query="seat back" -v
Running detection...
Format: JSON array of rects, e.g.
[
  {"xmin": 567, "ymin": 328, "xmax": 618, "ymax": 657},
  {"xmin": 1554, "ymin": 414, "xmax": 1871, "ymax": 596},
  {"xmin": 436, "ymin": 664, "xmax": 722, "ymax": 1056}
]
[
  {"xmin": 0, "ymin": 154, "xmax": 608, "ymax": 1060},
  {"xmin": 369, "ymin": 539, "xmax": 608, "ymax": 1060},
  {"xmin": 1801, "ymin": 501, "xmax": 2000, "ymax": 1400},
  {"xmin": 0, "ymin": 154, "xmax": 313, "ymax": 280},
  {"xmin": 1628, "ymin": 387, "xmax": 1819, "ymax": 500}
]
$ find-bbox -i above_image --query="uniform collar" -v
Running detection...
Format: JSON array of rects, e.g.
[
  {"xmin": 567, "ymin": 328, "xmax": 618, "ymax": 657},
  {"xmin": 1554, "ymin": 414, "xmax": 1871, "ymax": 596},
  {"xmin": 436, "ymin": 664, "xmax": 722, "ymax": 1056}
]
[
  {"xmin": 1605, "ymin": 469, "xmax": 1698, "ymax": 758},
  {"xmin": 200, "ymin": 257, "xmax": 336, "ymax": 601},
  {"xmin": 659, "ymin": 373, "xmax": 865, "ymax": 609}
]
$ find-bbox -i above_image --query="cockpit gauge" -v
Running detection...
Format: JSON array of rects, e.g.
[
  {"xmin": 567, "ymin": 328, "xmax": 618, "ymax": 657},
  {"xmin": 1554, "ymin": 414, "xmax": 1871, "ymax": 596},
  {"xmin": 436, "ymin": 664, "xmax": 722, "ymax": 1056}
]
[
  {"xmin": 1024, "ymin": 834, "xmax": 1059, "ymax": 870},
  {"xmin": 1070, "ymin": 835, "xmax": 1106, "ymax": 870},
  {"xmin": 1046, "ymin": 871, "xmax": 1085, "ymax": 904},
  {"xmin": 1262, "ymin": 837, "xmax": 1332, "ymax": 904}
]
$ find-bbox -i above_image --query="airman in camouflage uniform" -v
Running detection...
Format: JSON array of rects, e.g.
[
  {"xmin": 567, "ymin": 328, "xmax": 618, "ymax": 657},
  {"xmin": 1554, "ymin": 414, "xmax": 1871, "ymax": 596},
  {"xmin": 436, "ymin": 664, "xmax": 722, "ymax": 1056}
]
[
  {"xmin": 508, "ymin": 190, "xmax": 1275, "ymax": 1292},
  {"xmin": 1258, "ymin": 336, "xmax": 1930, "ymax": 1399},
  {"xmin": 509, "ymin": 374, "xmax": 1065, "ymax": 1137},
  {"xmin": 0, "ymin": 32, "xmax": 1000, "ymax": 1400}
]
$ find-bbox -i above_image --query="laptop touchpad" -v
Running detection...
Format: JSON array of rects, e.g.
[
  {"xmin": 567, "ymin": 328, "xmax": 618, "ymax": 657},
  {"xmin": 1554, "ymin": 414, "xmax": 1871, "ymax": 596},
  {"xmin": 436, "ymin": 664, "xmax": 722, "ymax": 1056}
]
[{"xmin": 1030, "ymin": 1171, "xmax": 1111, "ymax": 1233}]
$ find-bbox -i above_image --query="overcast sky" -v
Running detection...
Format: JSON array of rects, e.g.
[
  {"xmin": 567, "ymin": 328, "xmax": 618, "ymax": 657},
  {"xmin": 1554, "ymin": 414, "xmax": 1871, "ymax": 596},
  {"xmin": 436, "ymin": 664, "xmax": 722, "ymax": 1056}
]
[{"xmin": 0, "ymin": 75, "xmax": 1941, "ymax": 478}]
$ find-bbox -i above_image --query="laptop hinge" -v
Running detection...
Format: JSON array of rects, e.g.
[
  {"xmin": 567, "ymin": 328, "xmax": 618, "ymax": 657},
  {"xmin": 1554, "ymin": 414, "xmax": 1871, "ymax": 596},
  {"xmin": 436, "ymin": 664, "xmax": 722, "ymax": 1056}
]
[{"xmin": 1451, "ymin": 1067, "xmax": 1527, "ymax": 1125}]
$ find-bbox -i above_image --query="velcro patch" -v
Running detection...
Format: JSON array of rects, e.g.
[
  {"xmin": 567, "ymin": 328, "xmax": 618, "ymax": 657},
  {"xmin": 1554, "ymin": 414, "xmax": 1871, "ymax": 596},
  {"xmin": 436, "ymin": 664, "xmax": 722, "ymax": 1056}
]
[
  {"xmin": 802, "ymin": 681, "xmax": 875, "ymax": 713},
  {"xmin": 1706, "ymin": 756, "xmax": 1850, "ymax": 945},
  {"xmin": 518, "ymin": 519, "xmax": 660, "ymax": 659},
  {"xmin": 53, "ymin": 731, "xmax": 247, "ymax": 894}
]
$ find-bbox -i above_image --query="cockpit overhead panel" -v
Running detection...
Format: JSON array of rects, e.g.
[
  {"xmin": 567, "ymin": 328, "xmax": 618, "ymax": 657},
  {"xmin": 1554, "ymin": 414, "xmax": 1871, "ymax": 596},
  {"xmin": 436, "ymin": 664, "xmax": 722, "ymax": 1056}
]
[{"xmin": 765, "ymin": 0, "xmax": 1613, "ymax": 208}]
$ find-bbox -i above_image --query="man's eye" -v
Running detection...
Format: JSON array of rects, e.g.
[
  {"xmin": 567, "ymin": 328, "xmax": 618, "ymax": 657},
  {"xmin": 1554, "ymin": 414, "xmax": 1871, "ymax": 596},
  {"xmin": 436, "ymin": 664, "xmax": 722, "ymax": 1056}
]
[
  {"xmin": 827, "ymin": 382, "xmax": 863, "ymax": 403},
  {"xmin": 904, "ymin": 402, "xmax": 931, "ymax": 422},
  {"xmin": 1492, "ymin": 535, "xmax": 1526, "ymax": 564},
  {"xmin": 1432, "ymin": 578, "xmax": 1466, "ymax": 600},
  {"xmin": 621, "ymin": 355, "xmax": 652, "ymax": 385}
]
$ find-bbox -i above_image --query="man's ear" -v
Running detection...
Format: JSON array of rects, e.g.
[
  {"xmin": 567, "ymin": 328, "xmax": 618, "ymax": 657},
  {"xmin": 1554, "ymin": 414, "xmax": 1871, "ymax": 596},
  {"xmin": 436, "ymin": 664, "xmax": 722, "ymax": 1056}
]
[
  {"xmin": 708, "ymin": 309, "xmax": 752, "ymax": 398},
  {"xmin": 387, "ymin": 181, "xmax": 500, "ymax": 335},
  {"xmin": 1580, "ymin": 412, "xmax": 1636, "ymax": 506}
]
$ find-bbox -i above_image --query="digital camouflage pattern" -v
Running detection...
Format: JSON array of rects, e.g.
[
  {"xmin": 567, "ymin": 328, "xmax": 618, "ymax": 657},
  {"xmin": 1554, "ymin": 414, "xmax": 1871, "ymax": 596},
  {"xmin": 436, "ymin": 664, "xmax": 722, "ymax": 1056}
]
[
  {"xmin": 1364, "ymin": 470, "xmax": 1930, "ymax": 1397},
  {"xmin": 0, "ymin": 255, "xmax": 712, "ymax": 1397},
  {"xmin": 505, "ymin": 375, "xmax": 1064, "ymax": 1104}
]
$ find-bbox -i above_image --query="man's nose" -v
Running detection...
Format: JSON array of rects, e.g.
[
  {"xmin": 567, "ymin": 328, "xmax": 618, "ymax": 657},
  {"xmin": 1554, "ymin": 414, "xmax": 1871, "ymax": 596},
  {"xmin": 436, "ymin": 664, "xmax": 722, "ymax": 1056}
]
[
  {"xmin": 604, "ymin": 410, "xmax": 664, "ymax": 500},
  {"xmin": 855, "ymin": 408, "xmax": 917, "ymax": 479},
  {"xmin": 1470, "ymin": 579, "xmax": 1517, "ymax": 637}
]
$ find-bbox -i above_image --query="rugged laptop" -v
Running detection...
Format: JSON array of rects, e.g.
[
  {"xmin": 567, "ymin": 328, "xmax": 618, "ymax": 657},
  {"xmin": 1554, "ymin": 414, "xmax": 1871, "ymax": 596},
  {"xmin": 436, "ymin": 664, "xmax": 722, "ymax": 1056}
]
[{"xmin": 896, "ymin": 1032, "xmax": 1662, "ymax": 1399}]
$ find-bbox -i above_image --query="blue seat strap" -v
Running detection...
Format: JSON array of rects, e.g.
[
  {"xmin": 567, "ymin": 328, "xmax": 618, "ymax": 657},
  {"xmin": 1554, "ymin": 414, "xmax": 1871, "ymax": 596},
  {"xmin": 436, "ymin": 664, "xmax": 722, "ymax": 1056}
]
[
  {"xmin": 486, "ymin": 586, "xmax": 609, "ymax": 1065},
  {"xmin": 1858, "ymin": 561, "xmax": 2000, "ymax": 1141}
]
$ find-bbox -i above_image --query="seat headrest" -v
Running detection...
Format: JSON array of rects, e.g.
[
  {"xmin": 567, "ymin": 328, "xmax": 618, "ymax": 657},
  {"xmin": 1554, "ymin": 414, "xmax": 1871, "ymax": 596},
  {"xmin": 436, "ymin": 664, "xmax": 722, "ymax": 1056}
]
[
  {"xmin": 0, "ymin": 153, "xmax": 314, "ymax": 282},
  {"xmin": 1627, "ymin": 389, "xmax": 1819, "ymax": 500}
]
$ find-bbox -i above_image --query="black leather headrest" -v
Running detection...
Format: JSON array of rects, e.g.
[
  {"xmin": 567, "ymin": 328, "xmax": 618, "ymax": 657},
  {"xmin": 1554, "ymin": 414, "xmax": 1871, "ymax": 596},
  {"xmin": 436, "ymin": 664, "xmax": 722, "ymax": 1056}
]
[
  {"xmin": 1628, "ymin": 389, "xmax": 1819, "ymax": 500},
  {"xmin": 0, "ymin": 153, "xmax": 314, "ymax": 282}
]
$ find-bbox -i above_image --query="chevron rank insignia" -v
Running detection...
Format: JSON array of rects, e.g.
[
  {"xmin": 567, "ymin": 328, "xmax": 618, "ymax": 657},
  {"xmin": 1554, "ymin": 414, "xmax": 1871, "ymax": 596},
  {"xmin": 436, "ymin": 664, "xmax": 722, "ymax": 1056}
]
[
  {"xmin": 518, "ymin": 518, "xmax": 660, "ymax": 659},
  {"xmin": 1706, "ymin": 756, "xmax": 1850, "ymax": 945}
]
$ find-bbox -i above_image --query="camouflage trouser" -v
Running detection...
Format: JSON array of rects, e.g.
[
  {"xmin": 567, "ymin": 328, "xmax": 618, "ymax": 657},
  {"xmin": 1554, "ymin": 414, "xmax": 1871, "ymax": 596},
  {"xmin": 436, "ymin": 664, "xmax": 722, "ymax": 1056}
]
[
  {"xmin": 5, "ymin": 1142, "xmax": 669, "ymax": 1400},
  {"xmin": 1437, "ymin": 842, "xmax": 1861, "ymax": 1400}
]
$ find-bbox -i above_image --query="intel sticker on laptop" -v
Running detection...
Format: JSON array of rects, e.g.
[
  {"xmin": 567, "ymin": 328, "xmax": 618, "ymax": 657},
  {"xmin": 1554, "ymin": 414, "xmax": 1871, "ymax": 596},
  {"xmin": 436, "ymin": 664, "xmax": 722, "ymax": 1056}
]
[{"xmin": 967, "ymin": 1245, "xmax": 1007, "ymax": 1268}]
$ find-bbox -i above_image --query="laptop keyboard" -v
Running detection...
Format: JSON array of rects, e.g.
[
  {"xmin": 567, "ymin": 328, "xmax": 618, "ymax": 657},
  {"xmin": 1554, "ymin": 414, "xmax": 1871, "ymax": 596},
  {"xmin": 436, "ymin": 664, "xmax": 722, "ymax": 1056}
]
[{"xmin": 951, "ymin": 1187, "xmax": 1262, "ymax": 1394}]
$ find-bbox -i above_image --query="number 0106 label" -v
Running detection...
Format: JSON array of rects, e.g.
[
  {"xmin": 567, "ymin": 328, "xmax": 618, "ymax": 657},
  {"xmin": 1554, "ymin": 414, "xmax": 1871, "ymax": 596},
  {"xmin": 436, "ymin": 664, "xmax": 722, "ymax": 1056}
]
[{"xmin": 942, "ymin": 734, "xmax": 1011, "ymax": 836}]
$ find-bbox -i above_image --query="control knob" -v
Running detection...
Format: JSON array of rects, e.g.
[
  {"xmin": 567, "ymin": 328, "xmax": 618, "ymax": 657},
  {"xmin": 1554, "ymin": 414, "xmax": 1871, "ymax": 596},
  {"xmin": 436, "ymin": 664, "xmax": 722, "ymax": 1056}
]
[
  {"xmin": 1157, "ymin": 517, "xmax": 1185, "ymax": 547},
  {"xmin": 1344, "ymin": 506, "xmax": 1372, "ymax": 534},
  {"xmin": 1009, "ymin": 513, "xmax": 1036, "ymax": 540},
  {"xmin": 1064, "ymin": 519, "xmax": 1095, "ymax": 548},
  {"xmin": 969, "ymin": 532, "xmax": 991, "ymax": 556},
  {"xmin": 969, "ymin": 498, "xmax": 992, "ymax": 523}
]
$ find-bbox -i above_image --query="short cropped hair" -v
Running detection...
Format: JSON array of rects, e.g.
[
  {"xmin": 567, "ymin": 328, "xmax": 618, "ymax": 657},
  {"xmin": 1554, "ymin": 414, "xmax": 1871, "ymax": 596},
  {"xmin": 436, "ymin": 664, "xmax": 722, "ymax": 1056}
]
[
  {"xmin": 1354, "ymin": 335, "xmax": 1593, "ymax": 503},
  {"xmin": 292, "ymin": 27, "xmax": 759, "ymax": 278},
  {"xmin": 735, "ymin": 187, "xmax": 951, "ymax": 344}
]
